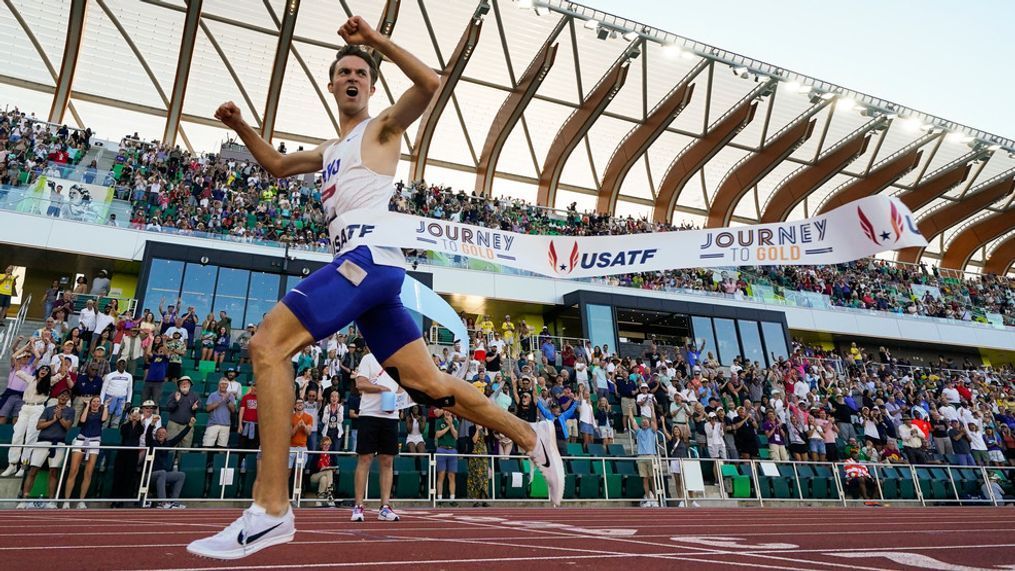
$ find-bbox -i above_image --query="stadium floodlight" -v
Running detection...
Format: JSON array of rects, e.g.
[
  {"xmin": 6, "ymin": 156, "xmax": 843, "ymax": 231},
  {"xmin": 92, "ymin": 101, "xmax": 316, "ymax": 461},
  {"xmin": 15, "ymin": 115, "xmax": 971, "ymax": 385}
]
[
  {"xmin": 897, "ymin": 117, "xmax": 924, "ymax": 132},
  {"xmin": 782, "ymin": 79, "xmax": 811, "ymax": 95},
  {"xmin": 835, "ymin": 97, "xmax": 857, "ymax": 112},
  {"xmin": 517, "ymin": 0, "xmax": 534, "ymax": 8},
  {"xmin": 731, "ymin": 65, "xmax": 749, "ymax": 78},
  {"xmin": 945, "ymin": 131, "xmax": 974, "ymax": 144},
  {"xmin": 623, "ymin": 30, "xmax": 639, "ymax": 41},
  {"xmin": 987, "ymin": 144, "xmax": 1002, "ymax": 152},
  {"xmin": 583, "ymin": 18, "xmax": 599, "ymax": 30}
]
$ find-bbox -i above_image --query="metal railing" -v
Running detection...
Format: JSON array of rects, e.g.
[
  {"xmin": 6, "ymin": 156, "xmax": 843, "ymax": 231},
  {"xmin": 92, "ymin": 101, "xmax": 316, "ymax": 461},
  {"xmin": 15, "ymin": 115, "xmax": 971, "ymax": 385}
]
[
  {"xmin": 3, "ymin": 440, "xmax": 1011, "ymax": 509},
  {"xmin": 0, "ymin": 294, "xmax": 32, "ymax": 359}
]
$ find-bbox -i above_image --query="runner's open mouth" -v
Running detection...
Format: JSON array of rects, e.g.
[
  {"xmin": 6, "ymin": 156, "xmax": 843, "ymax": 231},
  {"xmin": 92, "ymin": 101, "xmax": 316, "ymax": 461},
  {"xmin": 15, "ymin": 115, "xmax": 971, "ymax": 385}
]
[{"xmin": 346, "ymin": 86, "xmax": 359, "ymax": 97}]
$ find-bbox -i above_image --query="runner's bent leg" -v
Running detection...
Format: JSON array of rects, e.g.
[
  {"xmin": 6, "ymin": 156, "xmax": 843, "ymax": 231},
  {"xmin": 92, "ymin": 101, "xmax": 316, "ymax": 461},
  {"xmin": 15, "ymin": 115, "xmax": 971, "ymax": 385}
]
[
  {"xmin": 248, "ymin": 303, "xmax": 314, "ymax": 516},
  {"xmin": 382, "ymin": 340, "xmax": 536, "ymax": 452}
]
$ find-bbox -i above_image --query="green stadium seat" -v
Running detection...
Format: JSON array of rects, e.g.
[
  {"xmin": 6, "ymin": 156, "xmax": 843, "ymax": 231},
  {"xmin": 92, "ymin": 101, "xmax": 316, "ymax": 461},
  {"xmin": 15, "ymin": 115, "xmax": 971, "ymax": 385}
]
[
  {"xmin": 592, "ymin": 458, "xmax": 622, "ymax": 499},
  {"xmin": 0, "ymin": 424, "xmax": 15, "ymax": 447},
  {"xmin": 178, "ymin": 452, "xmax": 209, "ymax": 499},
  {"xmin": 874, "ymin": 466, "xmax": 897, "ymax": 499},
  {"xmin": 393, "ymin": 456, "xmax": 422, "ymax": 499},
  {"xmin": 497, "ymin": 458, "xmax": 527, "ymax": 499},
  {"xmin": 721, "ymin": 464, "xmax": 751, "ymax": 498},
  {"xmin": 928, "ymin": 467, "xmax": 955, "ymax": 500},
  {"xmin": 28, "ymin": 470, "xmax": 51, "ymax": 499},
  {"xmin": 570, "ymin": 458, "xmax": 602, "ymax": 499},
  {"xmin": 334, "ymin": 456, "xmax": 358, "ymax": 498},
  {"xmin": 211, "ymin": 453, "xmax": 239, "ymax": 498},
  {"xmin": 528, "ymin": 462, "xmax": 549, "ymax": 499},
  {"xmin": 954, "ymin": 468, "xmax": 981, "ymax": 498},
  {"xmin": 565, "ymin": 443, "xmax": 586, "ymax": 457},
  {"xmin": 813, "ymin": 465, "xmax": 837, "ymax": 499},
  {"xmin": 587, "ymin": 443, "xmax": 606, "ymax": 458},
  {"xmin": 614, "ymin": 459, "xmax": 644, "ymax": 498}
]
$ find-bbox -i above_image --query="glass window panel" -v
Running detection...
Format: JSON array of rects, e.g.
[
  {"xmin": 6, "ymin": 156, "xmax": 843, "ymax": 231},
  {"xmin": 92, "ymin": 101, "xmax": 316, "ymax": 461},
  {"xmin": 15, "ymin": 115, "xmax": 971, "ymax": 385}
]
[
  {"xmin": 761, "ymin": 321, "xmax": 789, "ymax": 363},
  {"xmin": 142, "ymin": 259, "xmax": 184, "ymax": 315},
  {"xmin": 690, "ymin": 316, "xmax": 716, "ymax": 367},
  {"xmin": 181, "ymin": 264, "xmax": 217, "ymax": 320},
  {"xmin": 245, "ymin": 272, "xmax": 281, "ymax": 327},
  {"xmin": 712, "ymin": 318, "xmax": 739, "ymax": 366},
  {"xmin": 212, "ymin": 268, "xmax": 250, "ymax": 331},
  {"xmin": 585, "ymin": 304, "xmax": 616, "ymax": 355},
  {"xmin": 737, "ymin": 320, "xmax": 764, "ymax": 368},
  {"xmin": 285, "ymin": 275, "xmax": 302, "ymax": 294}
]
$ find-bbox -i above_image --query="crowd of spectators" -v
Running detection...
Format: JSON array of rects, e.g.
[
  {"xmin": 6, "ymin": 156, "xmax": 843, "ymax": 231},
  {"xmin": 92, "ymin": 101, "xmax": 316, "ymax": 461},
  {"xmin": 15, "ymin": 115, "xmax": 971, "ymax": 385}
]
[
  {"xmin": 2, "ymin": 276, "xmax": 1014, "ymax": 507},
  {"xmin": 0, "ymin": 108, "xmax": 92, "ymax": 190},
  {"xmin": 1, "ymin": 108, "xmax": 1013, "ymax": 325},
  {"xmin": 3, "ymin": 113, "xmax": 1010, "ymax": 328}
]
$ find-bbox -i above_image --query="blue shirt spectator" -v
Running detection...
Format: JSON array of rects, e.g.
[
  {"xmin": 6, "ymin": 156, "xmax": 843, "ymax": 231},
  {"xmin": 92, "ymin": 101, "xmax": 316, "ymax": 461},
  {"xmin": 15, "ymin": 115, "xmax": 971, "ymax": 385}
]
[
  {"xmin": 635, "ymin": 426, "xmax": 656, "ymax": 455},
  {"xmin": 206, "ymin": 390, "xmax": 235, "ymax": 427},
  {"xmin": 536, "ymin": 398, "xmax": 577, "ymax": 441},
  {"xmin": 541, "ymin": 340, "xmax": 556, "ymax": 364}
]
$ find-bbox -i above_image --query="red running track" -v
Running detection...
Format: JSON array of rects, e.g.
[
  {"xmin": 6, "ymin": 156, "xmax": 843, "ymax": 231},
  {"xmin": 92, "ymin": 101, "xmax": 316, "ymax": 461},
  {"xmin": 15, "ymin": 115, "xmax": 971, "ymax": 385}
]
[{"xmin": 1, "ymin": 506, "xmax": 1014, "ymax": 570}]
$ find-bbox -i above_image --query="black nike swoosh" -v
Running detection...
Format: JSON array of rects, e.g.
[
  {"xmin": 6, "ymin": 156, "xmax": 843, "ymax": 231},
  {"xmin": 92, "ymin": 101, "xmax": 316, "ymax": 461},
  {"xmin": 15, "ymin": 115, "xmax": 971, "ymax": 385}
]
[
  {"xmin": 237, "ymin": 522, "xmax": 284, "ymax": 546},
  {"xmin": 539, "ymin": 440, "xmax": 551, "ymax": 469}
]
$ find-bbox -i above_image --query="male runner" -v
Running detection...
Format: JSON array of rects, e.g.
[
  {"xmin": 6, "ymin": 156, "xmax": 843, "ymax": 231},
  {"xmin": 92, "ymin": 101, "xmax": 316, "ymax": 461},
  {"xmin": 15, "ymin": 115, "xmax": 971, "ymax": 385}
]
[{"xmin": 187, "ymin": 16, "xmax": 563, "ymax": 560}]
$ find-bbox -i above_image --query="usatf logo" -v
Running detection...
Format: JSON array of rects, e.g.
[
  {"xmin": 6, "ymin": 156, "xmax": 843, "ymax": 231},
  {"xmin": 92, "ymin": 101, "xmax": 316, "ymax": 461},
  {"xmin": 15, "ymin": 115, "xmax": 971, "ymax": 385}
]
[
  {"xmin": 549, "ymin": 241, "xmax": 658, "ymax": 274},
  {"xmin": 857, "ymin": 201, "xmax": 904, "ymax": 245},
  {"xmin": 549, "ymin": 241, "xmax": 579, "ymax": 274}
]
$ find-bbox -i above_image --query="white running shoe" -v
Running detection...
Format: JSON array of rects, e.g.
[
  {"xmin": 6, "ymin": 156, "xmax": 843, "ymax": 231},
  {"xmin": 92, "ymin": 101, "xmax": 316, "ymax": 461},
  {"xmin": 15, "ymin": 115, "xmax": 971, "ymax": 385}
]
[
  {"xmin": 76, "ymin": 501, "xmax": 87, "ymax": 509},
  {"xmin": 528, "ymin": 420, "xmax": 565, "ymax": 507},
  {"xmin": 45, "ymin": 502, "xmax": 57, "ymax": 509},
  {"xmin": 62, "ymin": 502, "xmax": 71, "ymax": 510},
  {"xmin": 1, "ymin": 465, "xmax": 17, "ymax": 478},
  {"xmin": 15, "ymin": 502, "xmax": 27, "ymax": 509},
  {"xmin": 171, "ymin": 502, "xmax": 187, "ymax": 509},
  {"xmin": 350, "ymin": 505, "xmax": 364, "ymax": 522},
  {"xmin": 14, "ymin": 468, "xmax": 24, "ymax": 478},
  {"xmin": 186, "ymin": 505, "xmax": 295, "ymax": 560},
  {"xmin": 377, "ymin": 505, "xmax": 399, "ymax": 521}
]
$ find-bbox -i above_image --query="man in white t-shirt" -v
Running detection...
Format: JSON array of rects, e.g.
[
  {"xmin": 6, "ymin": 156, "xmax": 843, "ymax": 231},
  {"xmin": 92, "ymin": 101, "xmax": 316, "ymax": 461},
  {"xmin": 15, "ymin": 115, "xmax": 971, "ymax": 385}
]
[
  {"xmin": 50, "ymin": 341, "xmax": 80, "ymax": 372},
  {"xmin": 941, "ymin": 382, "xmax": 961, "ymax": 405},
  {"xmin": 350, "ymin": 344, "xmax": 412, "ymax": 524},
  {"xmin": 448, "ymin": 340, "xmax": 467, "ymax": 376},
  {"xmin": 165, "ymin": 319, "xmax": 189, "ymax": 345}
]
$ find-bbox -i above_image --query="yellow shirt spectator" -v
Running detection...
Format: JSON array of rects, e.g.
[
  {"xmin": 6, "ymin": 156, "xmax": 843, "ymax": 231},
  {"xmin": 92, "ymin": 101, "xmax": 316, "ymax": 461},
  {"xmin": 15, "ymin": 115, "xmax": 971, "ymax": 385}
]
[
  {"xmin": 479, "ymin": 317, "xmax": 494, "ymax": 336},
  {"xmin": 501, "ymin": 318, "xmax": 515, "ymax": 341}
]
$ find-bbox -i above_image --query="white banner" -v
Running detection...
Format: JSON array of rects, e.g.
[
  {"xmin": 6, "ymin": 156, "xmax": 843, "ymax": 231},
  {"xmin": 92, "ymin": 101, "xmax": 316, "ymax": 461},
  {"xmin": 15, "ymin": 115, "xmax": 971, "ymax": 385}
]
[{"xmin": 330, "ymin": 195, "xmax": 926, "ymax": 279}]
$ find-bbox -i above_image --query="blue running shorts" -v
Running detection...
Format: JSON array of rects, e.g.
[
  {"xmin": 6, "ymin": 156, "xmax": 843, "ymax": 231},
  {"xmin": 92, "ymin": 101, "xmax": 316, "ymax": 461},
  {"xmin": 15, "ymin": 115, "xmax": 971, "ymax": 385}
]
[{"xmin": 281, "ymin": 246, "xmax": 421, "ymax": 364}]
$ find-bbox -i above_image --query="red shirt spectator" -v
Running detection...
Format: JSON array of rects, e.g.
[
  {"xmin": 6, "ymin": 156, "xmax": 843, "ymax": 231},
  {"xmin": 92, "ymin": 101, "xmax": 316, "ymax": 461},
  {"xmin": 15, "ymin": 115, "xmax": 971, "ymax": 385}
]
[{"xmin": 240, "ymin": 391, "xmax": 258, "ymax": 423}]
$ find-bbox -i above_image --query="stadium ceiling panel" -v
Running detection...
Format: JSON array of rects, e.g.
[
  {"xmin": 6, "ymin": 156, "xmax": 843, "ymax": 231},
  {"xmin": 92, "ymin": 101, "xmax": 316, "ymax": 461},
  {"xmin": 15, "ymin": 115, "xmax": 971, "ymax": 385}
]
[
  {"xmin": 939, "ymin": 207, "xmax": 1015, "ymax": 270},
  {"xmin": 897, "ymin": 170, "xmax": 1015, "ymax": 264},
  {"xmin": 983, "ymin": 231, "xmax": 1015, "ymax": 275},
  {"xmin": 5, "ymin": 0, "xmax": 1015, "ymax": 271}
]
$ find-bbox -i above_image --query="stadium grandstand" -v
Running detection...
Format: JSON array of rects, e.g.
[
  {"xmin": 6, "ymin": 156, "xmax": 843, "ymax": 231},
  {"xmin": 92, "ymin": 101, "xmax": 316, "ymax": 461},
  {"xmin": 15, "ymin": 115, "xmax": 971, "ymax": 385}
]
[{"xmin": 0, "ymin": 0, "xmax": 1013, "ymax": 568}]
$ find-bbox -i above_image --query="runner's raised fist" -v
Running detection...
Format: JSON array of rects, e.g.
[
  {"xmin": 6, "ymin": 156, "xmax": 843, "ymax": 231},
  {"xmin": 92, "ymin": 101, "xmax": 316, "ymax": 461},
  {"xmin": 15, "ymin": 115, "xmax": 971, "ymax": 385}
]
[
  {"xmin": 338, "ymin": 16, "xmax": 380, "ymax": 47},
  {"xmin": 214, "ymin": 101, "xmax": 244, "ymax": 130}
]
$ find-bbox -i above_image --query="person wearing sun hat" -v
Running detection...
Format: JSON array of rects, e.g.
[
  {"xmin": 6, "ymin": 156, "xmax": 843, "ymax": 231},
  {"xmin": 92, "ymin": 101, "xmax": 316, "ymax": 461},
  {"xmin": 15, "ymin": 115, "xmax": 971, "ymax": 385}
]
[{"xmin": 167, "ymin": 376, "xmax": 200, "ymax": 449}]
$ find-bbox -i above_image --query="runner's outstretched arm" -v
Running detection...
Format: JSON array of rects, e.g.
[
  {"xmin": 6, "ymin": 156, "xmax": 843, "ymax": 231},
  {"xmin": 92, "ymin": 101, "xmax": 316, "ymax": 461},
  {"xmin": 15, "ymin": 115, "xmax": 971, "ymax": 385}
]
[
  {"xmin": 213, "ymin": 102, "xmax": 330, "ymax": 178},
  {"xmin": 338, "ymin": 16, "xmax": 439, "ymax": 138}
]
